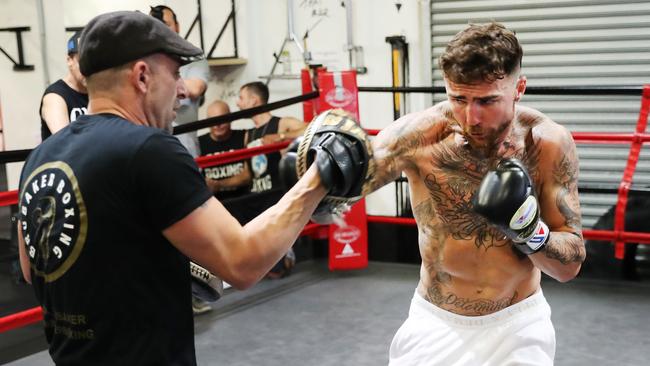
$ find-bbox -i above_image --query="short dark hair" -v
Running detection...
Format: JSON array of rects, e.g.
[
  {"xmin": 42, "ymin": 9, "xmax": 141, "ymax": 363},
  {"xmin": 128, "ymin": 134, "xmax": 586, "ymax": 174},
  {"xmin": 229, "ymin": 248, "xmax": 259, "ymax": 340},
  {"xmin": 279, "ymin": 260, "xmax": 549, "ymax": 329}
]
[
  {"xmin": 241, "ymin": 81, "xmax": 269, "ymax": 104},
  {"xmin": 438, "ymin": 22, "xmax": 523, "ymax": 84},
  {"xmin": 149, "ymin": 5, "xmax": 178, "ymax": 24}
]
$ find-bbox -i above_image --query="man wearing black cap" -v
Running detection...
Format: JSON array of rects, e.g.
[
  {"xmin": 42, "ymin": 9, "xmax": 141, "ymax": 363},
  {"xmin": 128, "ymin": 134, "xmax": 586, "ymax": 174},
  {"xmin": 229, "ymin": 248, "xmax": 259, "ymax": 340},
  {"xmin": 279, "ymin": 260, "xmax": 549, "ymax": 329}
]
[
  {"xmin": 17, "ymin": 11, "xmax": 326, "ymax": 365},
  {"xmin": 38, "ymin": 30, "xmax": 88, "ymax": 141}
]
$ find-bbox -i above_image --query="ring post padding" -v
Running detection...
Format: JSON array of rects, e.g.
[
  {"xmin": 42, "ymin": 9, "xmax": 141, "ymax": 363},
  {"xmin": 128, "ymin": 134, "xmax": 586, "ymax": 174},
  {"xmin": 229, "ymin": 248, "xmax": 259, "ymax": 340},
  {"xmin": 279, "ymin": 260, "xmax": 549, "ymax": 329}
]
[
  {"xmin": 316, "ymin": 69, "xmax": 368, "ymax": 271},
  {"xmin": 301, "ymin": 67, "xmax": 326, "ymax": 122},
  {"xmin": 614, "ymin": 85, "xmax": 650, "ymax": 259}
]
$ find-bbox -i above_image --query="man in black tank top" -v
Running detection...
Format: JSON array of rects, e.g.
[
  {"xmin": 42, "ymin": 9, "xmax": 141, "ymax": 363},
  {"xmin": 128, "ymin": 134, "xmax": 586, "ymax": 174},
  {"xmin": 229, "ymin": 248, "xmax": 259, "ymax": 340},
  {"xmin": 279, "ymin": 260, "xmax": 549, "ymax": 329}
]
[
  {"xmin": 39, "ymin": 31, "xmax": 88, "ymax": 141},
  {"xmin": 236, "ymin": 82, "xmax": 306, "ymax": 197},
  {"xmin": 236, "ymin": 82, "xmax": 307, "ymax": 277}
]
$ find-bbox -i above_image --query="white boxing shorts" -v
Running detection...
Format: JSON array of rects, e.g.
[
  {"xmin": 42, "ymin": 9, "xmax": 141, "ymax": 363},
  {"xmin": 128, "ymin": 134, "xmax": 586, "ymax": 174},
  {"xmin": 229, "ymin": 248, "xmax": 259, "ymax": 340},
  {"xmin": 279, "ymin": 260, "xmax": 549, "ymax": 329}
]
[{"xmin": 389, "ymin": 290, "xmax": 555, "ymax": 366}]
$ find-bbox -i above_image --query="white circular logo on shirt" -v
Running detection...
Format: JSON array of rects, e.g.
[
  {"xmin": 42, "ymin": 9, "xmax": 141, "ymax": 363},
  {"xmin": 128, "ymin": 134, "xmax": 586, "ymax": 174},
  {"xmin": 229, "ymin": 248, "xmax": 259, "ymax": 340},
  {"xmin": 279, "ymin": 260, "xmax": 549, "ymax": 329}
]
[
  {"xmin": 247, "ymin": 139, "xmax": 268, "ymax": 178},
  {"xmin": 20, "ymin": 161, "xmax": 88, "ymax": 282}
]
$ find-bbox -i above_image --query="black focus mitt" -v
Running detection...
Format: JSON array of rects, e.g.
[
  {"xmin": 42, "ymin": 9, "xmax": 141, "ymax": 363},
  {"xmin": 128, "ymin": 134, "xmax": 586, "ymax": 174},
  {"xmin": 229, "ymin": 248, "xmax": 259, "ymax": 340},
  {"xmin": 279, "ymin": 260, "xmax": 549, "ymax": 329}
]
[{"xmin": 281, "ymin": 109, "xmax": 375, "ymax": 224}]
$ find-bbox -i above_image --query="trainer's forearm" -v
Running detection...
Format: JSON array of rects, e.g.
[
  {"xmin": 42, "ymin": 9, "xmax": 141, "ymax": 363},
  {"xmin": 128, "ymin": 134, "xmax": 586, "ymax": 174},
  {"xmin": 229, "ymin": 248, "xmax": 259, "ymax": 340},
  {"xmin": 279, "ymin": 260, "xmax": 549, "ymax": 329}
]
[
  {"xmin": 241, "ymin": 164, "xmax": 326, "ymax": 282},
  {"xmin": 529, "ymin": 231, "xmax": 585, "ymax": 282}
]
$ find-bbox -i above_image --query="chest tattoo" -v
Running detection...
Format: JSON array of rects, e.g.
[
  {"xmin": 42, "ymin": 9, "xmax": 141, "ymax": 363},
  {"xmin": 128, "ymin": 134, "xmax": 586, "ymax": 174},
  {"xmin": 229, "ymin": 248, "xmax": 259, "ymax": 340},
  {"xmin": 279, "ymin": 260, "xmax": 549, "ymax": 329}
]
[{"xmin": 421, "ymin": 136, "xmax": 541, "ymax": 250}]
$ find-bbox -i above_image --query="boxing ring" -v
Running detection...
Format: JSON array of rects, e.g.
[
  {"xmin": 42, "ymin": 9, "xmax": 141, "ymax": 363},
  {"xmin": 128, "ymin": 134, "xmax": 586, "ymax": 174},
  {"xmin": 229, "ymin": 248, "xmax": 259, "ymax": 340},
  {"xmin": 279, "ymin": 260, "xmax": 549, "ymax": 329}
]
[{"xmin": 1, "ymin": 74, "xmax": 649, "ymax": 365}]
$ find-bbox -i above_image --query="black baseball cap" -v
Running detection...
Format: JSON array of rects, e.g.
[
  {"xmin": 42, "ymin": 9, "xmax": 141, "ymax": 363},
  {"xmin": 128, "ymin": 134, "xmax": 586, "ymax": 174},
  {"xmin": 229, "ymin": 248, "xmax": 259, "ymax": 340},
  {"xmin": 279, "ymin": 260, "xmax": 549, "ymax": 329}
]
[
  {"xmin": 67, "ymin": 31, "xmax": 81, "ymax": 55},
  {"xmin": 79, "ymin": 10, "xmax": 203, "ymax": 77}
]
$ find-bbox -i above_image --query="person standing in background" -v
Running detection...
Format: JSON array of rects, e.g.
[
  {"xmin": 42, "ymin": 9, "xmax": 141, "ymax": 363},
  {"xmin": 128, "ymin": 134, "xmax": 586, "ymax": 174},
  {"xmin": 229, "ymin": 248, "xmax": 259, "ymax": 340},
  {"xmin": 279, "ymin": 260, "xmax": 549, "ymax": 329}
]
[
  {"xmin": 150, "ymin": 5, "xmax": 209, "ymax": 157},
  {"xmin": 39, "ymin": 30, "xmax": 87, "ymax": 141}
]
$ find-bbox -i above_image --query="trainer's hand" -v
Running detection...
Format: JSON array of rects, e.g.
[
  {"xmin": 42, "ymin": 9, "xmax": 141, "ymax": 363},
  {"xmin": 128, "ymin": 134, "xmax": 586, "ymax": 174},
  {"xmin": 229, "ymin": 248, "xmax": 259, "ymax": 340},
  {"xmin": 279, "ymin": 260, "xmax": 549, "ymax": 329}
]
[{"xmin": 472, "ymin": 158, "xmax": 550, "ymax": 255}]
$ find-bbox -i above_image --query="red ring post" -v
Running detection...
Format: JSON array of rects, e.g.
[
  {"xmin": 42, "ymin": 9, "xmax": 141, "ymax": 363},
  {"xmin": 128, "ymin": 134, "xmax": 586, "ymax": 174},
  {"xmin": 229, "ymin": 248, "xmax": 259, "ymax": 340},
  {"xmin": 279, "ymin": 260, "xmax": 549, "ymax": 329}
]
[{"xmin": 614, "ymin": 85, "xmax": 650, "ymax": 259}]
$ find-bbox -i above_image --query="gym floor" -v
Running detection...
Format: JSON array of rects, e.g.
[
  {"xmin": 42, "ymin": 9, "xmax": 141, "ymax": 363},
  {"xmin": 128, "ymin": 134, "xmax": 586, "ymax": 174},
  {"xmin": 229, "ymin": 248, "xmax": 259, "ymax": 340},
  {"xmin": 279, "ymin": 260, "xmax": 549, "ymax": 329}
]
[{"xmin": 2, "ymin": 260, "xmax": 649, "ymax": 365}]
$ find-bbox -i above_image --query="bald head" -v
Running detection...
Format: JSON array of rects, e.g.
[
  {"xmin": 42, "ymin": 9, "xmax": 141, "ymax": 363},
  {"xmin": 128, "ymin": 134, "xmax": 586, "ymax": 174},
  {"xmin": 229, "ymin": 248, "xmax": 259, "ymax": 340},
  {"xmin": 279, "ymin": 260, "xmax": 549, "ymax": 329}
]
[
  {"xmin": 207, "ymin": 100, "xmax": 231, "ymax": 118},
  {"xmin": 207, "ymin": 100, "xmax": 232, "ymax": 141}
]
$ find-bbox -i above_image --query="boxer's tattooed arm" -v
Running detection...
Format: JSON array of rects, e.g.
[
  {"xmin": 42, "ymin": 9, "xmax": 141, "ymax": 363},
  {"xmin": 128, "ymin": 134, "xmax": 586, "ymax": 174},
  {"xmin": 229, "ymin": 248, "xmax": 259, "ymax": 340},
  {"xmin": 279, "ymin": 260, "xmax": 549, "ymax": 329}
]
[
  {"xmin": 553, "ymin": 153, "xmax": 582, "ymax": 231},
  {"xmin": 542, "ymin": 136, "xmax": 586, "ymax": 264},
  {"xmin": 543, "ymin": 232, "xmax": 585, "ymax": 264},
  {"xmin": 365, "ymin": 118, "xmax": 431, "ymax": 192}
]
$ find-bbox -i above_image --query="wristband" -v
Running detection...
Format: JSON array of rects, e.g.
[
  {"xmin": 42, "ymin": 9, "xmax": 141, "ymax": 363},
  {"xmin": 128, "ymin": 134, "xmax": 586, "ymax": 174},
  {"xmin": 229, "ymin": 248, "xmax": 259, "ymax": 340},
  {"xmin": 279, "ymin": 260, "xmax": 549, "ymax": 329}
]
[{"xmin": 515, "ymin": 221, "xmax": 550, "ymax": 255}]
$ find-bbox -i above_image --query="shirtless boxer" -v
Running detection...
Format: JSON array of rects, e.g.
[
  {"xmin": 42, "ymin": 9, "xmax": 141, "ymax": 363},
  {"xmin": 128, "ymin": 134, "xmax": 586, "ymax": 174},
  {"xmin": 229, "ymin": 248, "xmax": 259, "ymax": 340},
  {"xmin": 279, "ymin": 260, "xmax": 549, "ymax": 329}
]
[
  {"xmin": 372, "ymin": 23, "xmax": 587, "ymax": 366},
  {"xmin": 285, "ymin": 22, "xmax": 586, "ymax": 366}
]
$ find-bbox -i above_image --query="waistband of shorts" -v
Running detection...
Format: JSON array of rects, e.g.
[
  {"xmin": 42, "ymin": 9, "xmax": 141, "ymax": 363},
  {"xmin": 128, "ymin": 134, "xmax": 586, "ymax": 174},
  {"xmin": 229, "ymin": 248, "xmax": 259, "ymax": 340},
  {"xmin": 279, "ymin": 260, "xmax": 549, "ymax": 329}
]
[{"xmin": 411, "ymin": 289, "xmax": 549, "ymax": 328}]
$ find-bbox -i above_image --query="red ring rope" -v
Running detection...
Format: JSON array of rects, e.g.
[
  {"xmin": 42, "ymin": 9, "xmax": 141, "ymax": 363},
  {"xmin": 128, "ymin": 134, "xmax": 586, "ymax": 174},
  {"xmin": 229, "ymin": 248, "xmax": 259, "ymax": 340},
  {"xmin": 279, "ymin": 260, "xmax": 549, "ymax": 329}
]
[
  {"xmin": 0, "ymin": 189, "xmax": 18, "ymax": 206},
  {"xmin": 0, "ymin": 306, "xmax": 43, "ymax": 333},
  {"xmin": 195, "ymin": 141, "xmax": 290, "ymax": 168}
]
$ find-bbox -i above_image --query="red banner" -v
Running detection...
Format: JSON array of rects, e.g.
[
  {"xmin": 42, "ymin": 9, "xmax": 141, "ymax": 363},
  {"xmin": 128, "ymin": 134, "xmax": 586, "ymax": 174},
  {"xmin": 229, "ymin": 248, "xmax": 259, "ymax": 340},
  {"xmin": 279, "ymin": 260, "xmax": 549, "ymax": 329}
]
[
  {"xmin": 328, "ymin": 200, "xmax": 369, "ymax": 270},
  {"xmin": 317, "ymin": 70, "xmax": 368, "ymax": 270}
]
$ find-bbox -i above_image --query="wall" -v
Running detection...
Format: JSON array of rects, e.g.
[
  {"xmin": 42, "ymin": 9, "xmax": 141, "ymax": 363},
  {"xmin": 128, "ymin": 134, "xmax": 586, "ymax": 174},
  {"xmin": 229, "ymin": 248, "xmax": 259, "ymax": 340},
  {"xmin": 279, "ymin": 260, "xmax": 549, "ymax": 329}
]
[
  {"xmin": 0, "ymin": 0, "xmax": 432, "ymax": 215},
  {"xmin": 0, "ymin": 0, "xmax": 64, "ymax": 191}
]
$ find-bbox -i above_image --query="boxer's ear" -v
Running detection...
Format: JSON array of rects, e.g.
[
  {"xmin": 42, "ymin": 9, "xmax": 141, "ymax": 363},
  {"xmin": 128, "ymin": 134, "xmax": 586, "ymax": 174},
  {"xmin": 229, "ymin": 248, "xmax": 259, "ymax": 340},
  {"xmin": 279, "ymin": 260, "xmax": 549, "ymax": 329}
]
[{"xmin": 514, "ymin": 75, "xmax": 526, "ymax": 102}]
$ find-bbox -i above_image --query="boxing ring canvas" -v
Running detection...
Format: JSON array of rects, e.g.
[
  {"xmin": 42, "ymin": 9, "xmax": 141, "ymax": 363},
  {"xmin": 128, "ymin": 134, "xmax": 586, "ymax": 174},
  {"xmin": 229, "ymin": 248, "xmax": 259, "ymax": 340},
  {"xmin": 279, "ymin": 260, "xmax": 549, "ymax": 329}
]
[{"xmin": 3, "ymin": 260, "xmax": 650, "ymax": 365}]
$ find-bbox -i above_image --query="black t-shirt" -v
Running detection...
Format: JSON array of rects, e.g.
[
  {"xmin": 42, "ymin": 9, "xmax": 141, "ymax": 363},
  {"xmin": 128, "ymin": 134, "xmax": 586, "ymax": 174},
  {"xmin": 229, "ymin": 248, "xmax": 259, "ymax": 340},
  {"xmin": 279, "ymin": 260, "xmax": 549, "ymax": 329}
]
[
  {"xmin": 247, "ymin": 116, "xmax": 282, "ymax": 194},
  {"xmin": 19, "ymin": 114, "xmax": 212, "ymax": 366},
  {"xmin": 199, "ymin": 130, "xmax": 248, "ymax": 201},
  {"xmin": 39, "ymin": 79, "xmax": 88, "ymax": 141}
]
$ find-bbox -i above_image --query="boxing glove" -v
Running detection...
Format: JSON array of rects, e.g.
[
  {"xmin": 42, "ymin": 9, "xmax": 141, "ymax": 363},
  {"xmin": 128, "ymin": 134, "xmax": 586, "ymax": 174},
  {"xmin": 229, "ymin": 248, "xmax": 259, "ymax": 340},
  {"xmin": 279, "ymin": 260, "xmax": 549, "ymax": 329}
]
[{"xmin": 472, "ymin": 158, "xmax": 550, "ymax": 255}]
